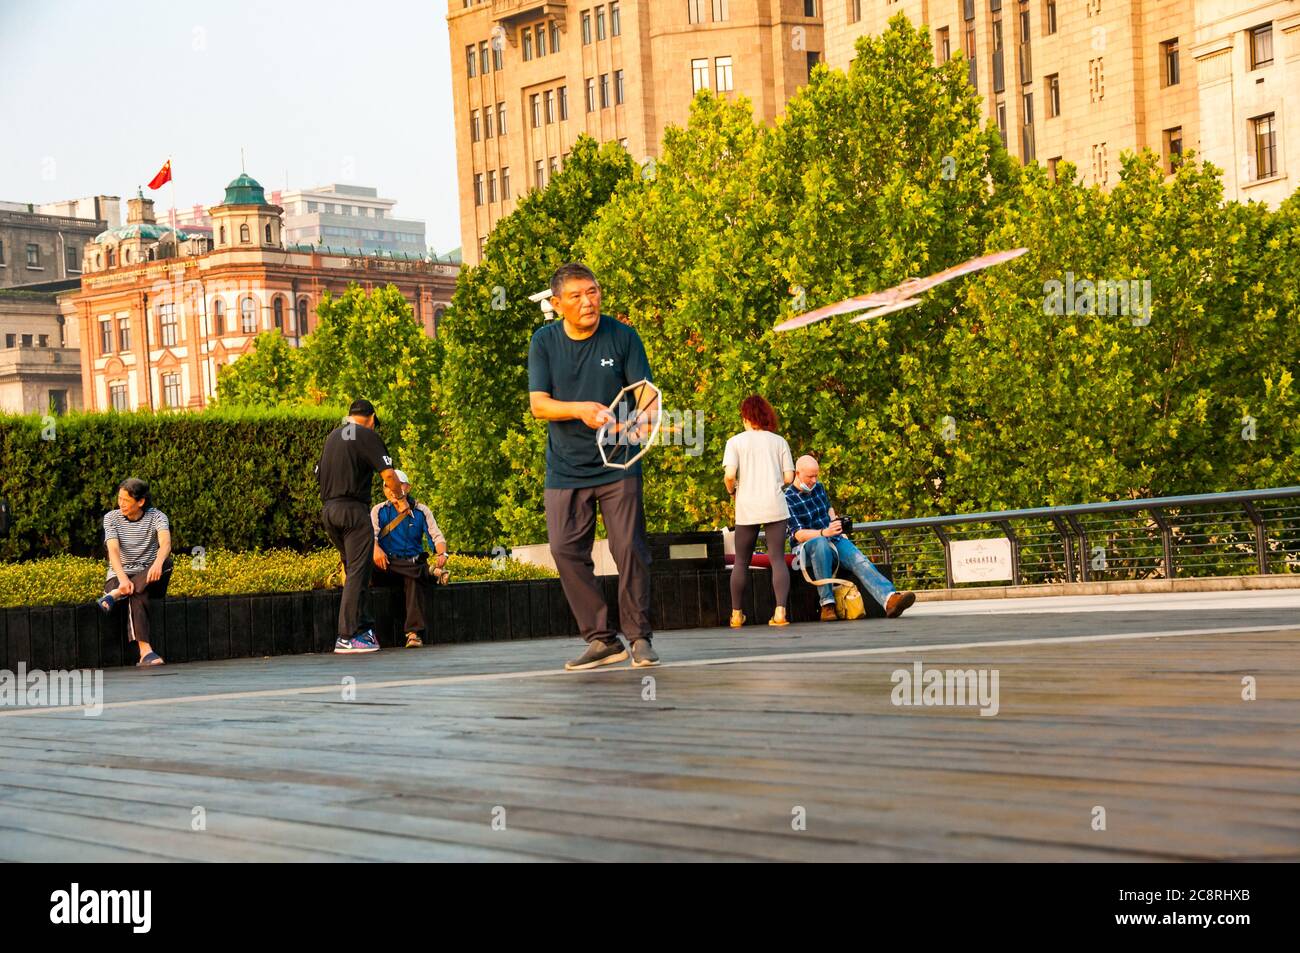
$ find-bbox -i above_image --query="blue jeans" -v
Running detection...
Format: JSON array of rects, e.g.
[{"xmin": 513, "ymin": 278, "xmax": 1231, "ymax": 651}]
[{"xmin": 799, "ymin": 535, "xmax": 895, "ymax": 609}]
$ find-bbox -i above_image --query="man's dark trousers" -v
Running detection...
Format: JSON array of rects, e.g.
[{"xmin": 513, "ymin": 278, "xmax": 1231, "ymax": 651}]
[
  {"xmin": 545, "ymin": 475, "xmax": 652, "ymax": 644},
  {"xmin": 373, "ymin": 557, "xmax": 431, "ymax": 635},
  {"xmin": 322, "ymin": 499, "xmax": 375, "ymax": 638}
]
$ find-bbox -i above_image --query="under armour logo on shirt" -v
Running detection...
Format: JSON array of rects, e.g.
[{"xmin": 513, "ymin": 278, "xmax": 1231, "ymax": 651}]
[{"xmin": 601, "ymin": 358, "xmax": 614, "ymax": 367}]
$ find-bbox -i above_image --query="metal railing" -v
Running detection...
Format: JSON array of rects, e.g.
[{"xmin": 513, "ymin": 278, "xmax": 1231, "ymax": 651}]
[{"xmin": 847, "ymin": 487, "xmax": 1300, "ymax": 591}]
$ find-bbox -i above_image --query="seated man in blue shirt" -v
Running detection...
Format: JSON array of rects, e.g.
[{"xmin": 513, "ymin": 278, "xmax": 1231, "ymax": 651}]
[
  {"xmin": 371, "ymin": 470, "xmax": 448, "ymax": 648},
  {"xmin": 784, "ymin": 455, "xmax": 916, "ymax": 621}
]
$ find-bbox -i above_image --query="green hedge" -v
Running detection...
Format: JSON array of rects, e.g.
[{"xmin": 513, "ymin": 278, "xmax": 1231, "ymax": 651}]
[
  {"xmin": 0, "ymin": 549, "xmax": 556, "ymax": 608},
  {"xmin": 0, "ymin": 405, "xmax": 346, "ymax": 561}
]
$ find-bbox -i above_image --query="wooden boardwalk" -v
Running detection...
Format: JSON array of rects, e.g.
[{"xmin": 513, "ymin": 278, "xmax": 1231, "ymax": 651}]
[{"xmin": 1, "ymin": 591, "xmax": 1298, "ymax": 862}]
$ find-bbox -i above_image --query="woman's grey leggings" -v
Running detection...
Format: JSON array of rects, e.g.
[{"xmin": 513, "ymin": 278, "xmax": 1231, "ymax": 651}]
[{"xmin": 731, "ymin": 520, "xmax": 790, "ymax": 611}]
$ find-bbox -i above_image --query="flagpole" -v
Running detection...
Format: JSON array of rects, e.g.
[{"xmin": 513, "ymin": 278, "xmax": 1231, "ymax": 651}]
[{"xmin": 168, "ymin": 155, "xmax": 179, "ymax": 252}]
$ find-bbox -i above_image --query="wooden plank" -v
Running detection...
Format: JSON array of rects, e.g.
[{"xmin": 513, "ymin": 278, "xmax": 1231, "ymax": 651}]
[
  {"xmin": 98, "ymin": 603, "xmax": 123, "ymax": 669},
  {"xmin": 27, "ymin": 608, "xmax": 52, "ymax": 671},
  {"xmin": 291, "ymin": 593, "xmax": 311, "ymax": 657},
  {"xmin": 227, "ymin": 597, "xmax": 252, "ymax": 659},
  {"xmin": 49, "ymin": 606, "xmax": 75, "ymax": 670},
  {"xmin": 186, "ymin": 597, "xmax": 210, "ymax": 663},
  {"xmin": 528, "ymin": 580, "xmax": 550, "ymax": 640},
  {"xmin": 207, "ymin": 595, "xmax": 230, "ymax": 660},
  {"xmin": 74, "ymin": 603, "xmax": 99, "ymax": 670},
  {"xmin": 249, "ymin": 595, "xmax": 274, "ymax": 657},
  {"xmin": 6, "ymin": 608, "xmax": 30, "ymax": 670},
  {"xmin": 164, "ymin": 597, "xmax": 189, "ymax": 664}
]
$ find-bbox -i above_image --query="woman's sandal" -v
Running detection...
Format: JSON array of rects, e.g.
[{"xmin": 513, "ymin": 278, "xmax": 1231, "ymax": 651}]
[
  {"xmin": 768, "ymin": 608, "xmax": 790, "ymax": 627},
  {"xmin": 136, "ymin": 652, "xmax": 164, "ymax": 667},
  {"xmin": 729, "ymin": 610, "xmax": 746, "ymax": 629}
]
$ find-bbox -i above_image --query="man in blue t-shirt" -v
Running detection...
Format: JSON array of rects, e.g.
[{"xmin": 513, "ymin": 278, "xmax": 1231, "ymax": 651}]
[{"xmin": 528, "ymin": 262, "xmax": 659, "ymax": 671}]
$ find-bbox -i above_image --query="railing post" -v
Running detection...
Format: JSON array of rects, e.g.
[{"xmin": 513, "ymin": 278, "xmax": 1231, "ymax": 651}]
[
  {"xmin": 997, "ymin": 520, "xmax": 1019, "ymax": 586},
  {"xmin": 1067, "ymin": 514, "xmax": 1089, "ymax": 583},
  {"xmin": 932, "ymin": 525, "xmax": 955, "ymax": 589},
  {"xmin": 1051, "ymin": 515, "xmax": 1075, "ymax": 583},
  {"xmin": 870, "ymin": 529, "xmax": 892, "ymax": 567},
  {"xmin": 1242, "ymin": 501, "xmax": 1270, "ymax": 575},
  {"xmin": 1150, "ymin": 508, "xmax": 1174, "ymax": 580}
]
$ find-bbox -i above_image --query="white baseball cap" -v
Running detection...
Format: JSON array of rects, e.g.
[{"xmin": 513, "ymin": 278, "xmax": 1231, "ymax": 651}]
[{"xmin": 394, "ymin": 469, "xmax": 410, "ymax": 485}]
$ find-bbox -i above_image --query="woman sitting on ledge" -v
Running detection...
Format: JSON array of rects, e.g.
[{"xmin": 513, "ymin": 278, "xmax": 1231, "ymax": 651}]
[{"xmin": 96, "ymin": 478, "xmax": 173, "ymax": 666}]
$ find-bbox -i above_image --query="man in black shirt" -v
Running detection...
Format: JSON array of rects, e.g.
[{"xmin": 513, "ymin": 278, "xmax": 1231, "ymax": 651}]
[
  {"xmin": 528, "ymin": 263, "xmax": 660, "ymax": 671},
  {"xmin": 317, "ymin": 398, "xmax": 406, "ymax": 653}
]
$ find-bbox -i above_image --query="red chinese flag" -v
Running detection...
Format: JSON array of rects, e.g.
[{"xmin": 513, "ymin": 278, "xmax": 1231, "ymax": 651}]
[{"xmin": 147, "ymin": 160, "xmax": 172, "ymax": 190}]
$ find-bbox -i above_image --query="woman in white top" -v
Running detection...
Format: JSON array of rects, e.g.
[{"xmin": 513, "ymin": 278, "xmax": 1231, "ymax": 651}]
[{"xmin": 723, "ymin": 395, "xmax": 795, "ymax": 628}]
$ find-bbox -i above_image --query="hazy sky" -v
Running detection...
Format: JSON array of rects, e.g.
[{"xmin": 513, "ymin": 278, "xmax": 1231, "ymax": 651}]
[{"xmin": 0, "ymin": 0, "xmax": 463, "ymax": 253}]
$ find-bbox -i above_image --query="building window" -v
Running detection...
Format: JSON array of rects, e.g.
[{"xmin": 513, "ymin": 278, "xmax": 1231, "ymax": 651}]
[
  {"xmin": 162, "ymin": 373, "xmax": 182, "ymax": 408},
  {"xmin": 20, "ymin": 334, "xmax": 32, "ymax": 347},
  {"xmin": 803, "ymin": 0, "xmax": 816, "ymax": 16},
  {"xmin": 488, "ymin": 170, "xmax": 498, "ymax": 203},
  {"xmin": 1253, "ymin": 113, "xmax": 1277, "ymax": 179},
  {"xmin": 119, "ymin": 318, "xmax": 131, "ymax": 351},
  {"xmin": 559, "ymin": 85, "xmax": 569, "ymax": 120},
  {"xmin": 213, "ymin": 299, "xmax": 225, "ymax": 334},
  {"xmin": 1047, "ymin": 73, "xmax": 1060, "ymax": 116},
  {"xmin": 480, "ymin": 40, "xmax": 490, "ymax": 73},
  {"xmin": 1162, "ymin": 39, "xmax": 1179, "ymax": 86},
  {"xmin": 528, "ymin": 93, "xmax": 539, "ymax": 127},
  {"xmin": 714, "ymin": 58, "xmax": 732, "ymax": 92},
  {"xmin": 586, "ymin": 77, "xmax": 596, "ymax": 111},
  {"xmin": 159, "ymin": 304, "xmax": 178, "ymax": 346},
  {"xmin": 466, "ymin": 45, "xmax": 476, "ymax": 77},
  {"xmin": 937, "ymin": 27, "xmax": 950, "ymax": 62},
  {"xmin": 474, "ymin": 173, "xmax": 484, "ymax": 206},
  {"xmin": 1250, "ymin": 23, "xmax": 1273, "ymax": 69},
  {"xmin": 1022, "ymin": 93, "xmax": 1035, "ymax": 159},
  {"xmin": 1163, "ymin": 127, "xmax": 1183, "ymax": 174},
  {"xmin": 713, "ymin": 0, "xmax": 729, "ymax": 20},
  {"xmin": 273, "ymin": 296, "xmax": 285, "ymax": 330},
  {"xmin": 582, "ymin": 10, "xmax": 592, "ymax": 44},
  {"xmin": 472, "ymin": 109, "xmax": 481, "ymax": 141},
  {"xmin": 550, "ymin": 20, "xmax": 561, "ymax": 53},
  {"xmin": 219, "ymin": 226, "xmax": 226, "ymax": 244},
  {"xmin": 615, "ymin": 69, "xmax": 626, "ymax": 102},
  {"xmin": 535, "ymin": 159, "xmax": 545, "ymax": 189},
  {"xmin": 241, "ymin": 297, "xmax": 257, "ymax": 334},
  {"xmin": 239, "ymin": 223, "xmax": 250, "ymax": 243},
  {"xmin": 997, "ymin": 102, "xmax": 1008, "ymax": 147},
  {"xmin": 596, "ymin": 5, "xmax": 606, "ymax": 39},
  {"xmin": 688, "ymin": 1, "xmax": 703, "ymax": 25},
  {"xmin": 26, "ymin": 244, "xmax": 40, "ymax": 268},
  {"xmin": 265, "ymin": 223, "xmax": 272, "ymax": 243},
  {"xmin": 611, "ymin": 1, "xmax": 621, "ymax": 35},
  {"xmin": 498, "ymin": 103, "xmax": 508, "ymax": 134},
  {"xmin": 65, "ymin": 244, "xmax": 79, "ymax": 272},
  {"xmin": 502, "ymin": 167, "xmax": 512, "ymax": 199},
  {"xmin": 1044, "ymin": 0, "xmax": 1056, "ymax": 35},
  {"xmin": 485, "ymin": 107, "xmax": 494, "ymax": 138},
  {"xmin": 806, "ymin": 51, "xmax": 820, "ymax": 80},
  {"xmin": 600, "ymin": 73, "xmax": 610, "ymax": 107},
  {"xmin": 110, "ymin": 383, "xmax": 128, "ymax": 410},
  {"xmin": 3, "ymin": 334, "xmax": 13, "ymax": 348},
  {"xmin": 493, "ymin": 42, "xmax": 504, "ymax": 71},
  {"xmin": 523, "ymin": 29, "xmax": 533, "ymax": 60},
  {"xmin": 691, "ymin": 57, "xmax": 709, "ymax": 93},
  {"xmin": 536, "ymin": 24, "xmax": 546, "ymax": 56},
  {"xmin": 850, "ymin": 0, "xmax": 862, "ymax": 22},
  {"xmin": 545, "ymin": 89, "xmax": 556, "ymax": 123},
  {"xmin": 0, "ymin": 239, "xmax": 5, "ymax": 264},
  {"xmin": 296, "ymin": 298, "xmax": 308, "ymax": 334},
  {"xmin": 39, "ymin": 334, "xmax": 49, "ymax": 348},
  {"xmin": 100, "ymin": 319, "xmax": 112, "ymax": 354}
]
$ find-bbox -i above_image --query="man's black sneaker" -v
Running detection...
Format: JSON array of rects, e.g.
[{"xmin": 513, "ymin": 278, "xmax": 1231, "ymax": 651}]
[
  {"xmin": 629, "ymin": 638, "xmax": 659, "ymax": 668},
  {"xmin": 564, "ymin": 638, "xmax": 629, "ymax": 671}
]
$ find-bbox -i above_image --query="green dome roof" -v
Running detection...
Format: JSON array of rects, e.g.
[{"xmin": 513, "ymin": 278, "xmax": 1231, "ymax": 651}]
[
  {"xmin": 94, "ymin": 222, "xmax": 189, "ymax": 243},
  {"xmin": 221, "ymin": 172, "xmax": 268, "ymax": 206}
]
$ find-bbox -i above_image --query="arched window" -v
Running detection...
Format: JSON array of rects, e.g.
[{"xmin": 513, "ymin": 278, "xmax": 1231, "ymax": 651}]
[
  {"xmin": 239, "ymin": 223, "xmax": 250, "ymax": 243},
  {"xmin": 296, "ymin": 298, "xmax": 308, "ymax": 335},
  {"xmin": 241, "ymin": 297, "xmax": 257, "ymax": 334},
  {"xmin": 96, "ymin": 253, "xmax": 102, "ymax": 268},
  {"xmin": 265, "ymin": 223, "xmax": 273, "ymax": 243},
  {"xmin": 124, "ymin": 248, "xmax": 131, "ymax": 263},
  {"xmin": 219, "ymin": 225, "xmax": 226, "ymax": 244},
  {"xmin": 433, "ymin": 306, "xmax": 445, "ymax": 335},
  {"xmin": 213, "ymin": 299, "xmax": 225, "ymax": 335},
  {"xmin": 273, "ymin": 296, "xmax": 284, "ymax": 330},
  {"xmin": 106, "ymin": 248, "xmax": 115, "ymax": 267}
]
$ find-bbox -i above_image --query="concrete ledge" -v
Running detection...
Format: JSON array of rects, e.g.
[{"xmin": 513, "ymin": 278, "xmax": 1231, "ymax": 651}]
[{"xmin": 913, "ymin": 574, "xmax": 1300, "ymax": 601}]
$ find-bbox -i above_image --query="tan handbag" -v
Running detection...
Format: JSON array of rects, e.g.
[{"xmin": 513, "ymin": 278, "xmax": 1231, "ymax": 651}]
[{"xmin": 795, "ymin": 539, "xmax": 866, "ymax": 620}]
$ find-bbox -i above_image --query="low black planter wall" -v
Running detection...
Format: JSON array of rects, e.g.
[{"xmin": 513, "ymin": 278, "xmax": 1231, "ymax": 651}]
[{"xmin": 1, "ymin": 564, "xmax": 893, "ymax": 672}]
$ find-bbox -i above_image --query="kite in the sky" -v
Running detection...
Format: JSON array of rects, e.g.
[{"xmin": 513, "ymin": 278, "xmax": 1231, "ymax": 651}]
[{"xmin": 773, "ymin": 247, "xmax": 1028, "ymax": 332}]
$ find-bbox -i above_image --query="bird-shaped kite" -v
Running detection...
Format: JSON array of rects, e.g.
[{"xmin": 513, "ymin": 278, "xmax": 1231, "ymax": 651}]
[{"xmin": 773, "ymin": 247, "xmax": 1028, "ymax": 332}]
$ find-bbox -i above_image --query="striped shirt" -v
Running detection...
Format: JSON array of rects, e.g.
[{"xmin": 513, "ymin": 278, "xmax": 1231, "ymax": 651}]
[{"xmin": 103, "ymin": 508, "xmax": 170, "ymax": 580}]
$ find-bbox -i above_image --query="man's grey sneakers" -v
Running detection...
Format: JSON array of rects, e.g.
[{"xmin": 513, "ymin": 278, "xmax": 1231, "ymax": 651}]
[
  {"xmin": 565, "ymin": 638, "xmax": 629, "ymax": 671},
  {"xmin": 629, "ymin": 638, "xmax": 659, "ymax": 668}
]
